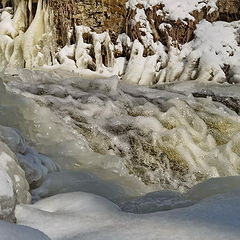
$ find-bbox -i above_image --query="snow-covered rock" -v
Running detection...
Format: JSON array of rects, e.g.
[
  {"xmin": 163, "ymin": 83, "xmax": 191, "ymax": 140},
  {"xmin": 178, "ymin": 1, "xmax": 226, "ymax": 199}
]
[{"xmin": 0, "ymin": 140, "xmax": 30, "ymax": 221}]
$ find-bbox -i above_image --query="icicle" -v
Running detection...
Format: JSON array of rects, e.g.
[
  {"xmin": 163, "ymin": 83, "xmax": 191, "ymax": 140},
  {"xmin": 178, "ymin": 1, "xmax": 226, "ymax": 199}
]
[
  {"xmin": 92, "ymin": 32, "xmax": 104, "ymax": 73},
  {"xmin": 139, "ymin": 54, "xmax": 158, "ymax": 85},
  {"xmin": 123, "ymin": 40, "xmax": 146, "ymax": 84},
  {"xmin": 103, "ymin": 32, "xmax": 115, "ymax": 68},
  {"xmin": 179, "ymin": 50, "xmax": 201, "ymax": 81},
  {"xmin": 21, "ymin": 0, "xmax": 45, "ymax": 68},
  {"xmin": 8, "ymin": 31, "xmax": 24, "ymax": 68},
  {"xmin": 13, "ymin": 0, "xmax": 27, "ymax": 33},
  {"xmin": 0, "ymin": 35, "xmax": 14, "ymax": 65},
  {"xmin": 13, "ymin": 0, "xmax": 20, "ymax": 12},
  {"xmin": 75, "ymin": 26, "xmax": 93, "ymax": 70},
  {"xmin": 28, "ymin": 0, "xmax": 33, "ymax": 24}
]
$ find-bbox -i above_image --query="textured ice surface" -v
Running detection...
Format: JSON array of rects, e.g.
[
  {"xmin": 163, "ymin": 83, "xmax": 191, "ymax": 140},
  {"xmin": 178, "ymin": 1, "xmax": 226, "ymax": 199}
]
[
  {"xmin": 0, "ymin": 68, "xmax": 240, "ymax": 239},
  {"xmin": 6, "ymin": 70, "xmax": 240, "ymax": 191},
  {"xmin": 16, "ymin": 187, "xmax": 240, "ymax": 240},
  {"xmin": 120, "ymin": 190, "xmax": 193, "ymax": 213},
  {"xmin": 0, "ymin": 73, "xmax": 148, "ymax": 198}
]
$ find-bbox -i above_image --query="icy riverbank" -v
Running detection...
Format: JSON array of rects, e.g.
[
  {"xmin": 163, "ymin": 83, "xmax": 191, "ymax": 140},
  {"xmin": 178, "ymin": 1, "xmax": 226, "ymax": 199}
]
[{"xmin": 0, "ymin": 69, "xmax": 240, "ymax": 239}]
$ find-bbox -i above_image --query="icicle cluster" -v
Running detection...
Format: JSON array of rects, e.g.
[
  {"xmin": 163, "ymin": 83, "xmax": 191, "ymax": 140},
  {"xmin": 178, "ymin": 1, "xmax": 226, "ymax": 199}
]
[{"xmin": 0, "ymin": 0, "xmax": 53, "ymax": 69}]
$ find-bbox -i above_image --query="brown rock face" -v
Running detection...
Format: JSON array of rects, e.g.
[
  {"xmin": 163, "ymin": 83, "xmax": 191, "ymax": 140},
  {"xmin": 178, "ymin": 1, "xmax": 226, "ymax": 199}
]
[
  {"xmin": 217, "ymin": 0, "xmax": 240, "ymax": 21},
  {"xmin": 48, "ymin": 0, "xmax": 240, "ymax": 48},
  {"xmin": 49, "ymin": 0, "xmax": 127, "ymax": 46},
  {"xmin": 74, "ymin": 0, "xmax": 126, "ymax": 41},
  {"xmin": 125, "ymin": 3, "xmax": 220, "ymax": 48}
]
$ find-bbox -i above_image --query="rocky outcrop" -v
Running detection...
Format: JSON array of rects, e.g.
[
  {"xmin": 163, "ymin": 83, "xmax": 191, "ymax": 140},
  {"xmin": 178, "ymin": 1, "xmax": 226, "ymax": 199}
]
[
  {"xmin": 0, "ymin": 0, "xmax": 240, "ymax": 85},
  {"xmin": 217, "ymin": 0, "xmax": 240, "ymax": 21},
  {"xmin": 49, "ymin": 0, "xmax": 126, "ymax": 47}
]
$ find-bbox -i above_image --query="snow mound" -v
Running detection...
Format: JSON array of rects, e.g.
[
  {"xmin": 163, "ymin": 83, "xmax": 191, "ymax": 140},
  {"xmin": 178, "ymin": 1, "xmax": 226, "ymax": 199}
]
[{"xmin": 16, "ymin": 186, "xmax": 240, "ymax": 240}]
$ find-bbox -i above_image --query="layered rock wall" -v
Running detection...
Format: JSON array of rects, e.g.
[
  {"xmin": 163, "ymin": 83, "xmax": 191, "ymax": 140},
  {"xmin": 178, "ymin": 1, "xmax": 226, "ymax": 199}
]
[{"xmin": 49, "ymin": 0, "xmax": 127, "ymax": 47}]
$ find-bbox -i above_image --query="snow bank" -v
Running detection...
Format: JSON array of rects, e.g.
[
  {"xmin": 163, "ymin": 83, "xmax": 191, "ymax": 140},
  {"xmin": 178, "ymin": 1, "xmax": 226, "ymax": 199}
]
[{"xmin": 16, "ymin": 185, "xmax": 240, "ymax": 240}]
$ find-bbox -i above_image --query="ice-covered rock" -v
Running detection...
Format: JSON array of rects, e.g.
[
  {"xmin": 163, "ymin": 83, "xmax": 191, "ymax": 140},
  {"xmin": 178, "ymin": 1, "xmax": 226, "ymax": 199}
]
[
  {"xmin": 0, "ymin": 125, "xmax": 59, "ymax": 187},
  {"xmin": 0, "ymin": 140, "xmax": 30, "ymax": 221}
]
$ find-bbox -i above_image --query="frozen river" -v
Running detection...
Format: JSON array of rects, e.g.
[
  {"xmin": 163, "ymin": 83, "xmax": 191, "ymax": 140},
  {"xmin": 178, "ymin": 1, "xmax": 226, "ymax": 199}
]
[{"xmin": 0, "ymin": 69, "xmax": 240, "ymax": 239}]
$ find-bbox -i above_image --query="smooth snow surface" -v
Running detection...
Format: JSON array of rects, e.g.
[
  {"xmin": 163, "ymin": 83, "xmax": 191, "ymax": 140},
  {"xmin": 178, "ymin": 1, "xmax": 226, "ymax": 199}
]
[
  {"xmin": 16, "ymin": 189, "xmax": 240, "ymax": 240},
  {"xmin": 0, "ymin": 220, "xmax": 50, "ymax": 240}
]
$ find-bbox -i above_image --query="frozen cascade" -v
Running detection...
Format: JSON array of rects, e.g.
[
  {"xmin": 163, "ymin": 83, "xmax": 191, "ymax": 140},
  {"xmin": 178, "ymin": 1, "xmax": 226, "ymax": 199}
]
[
  {"xmin": 0, "ymin": 1, "xmax": 239, "ymax": 239},
  {"xmin": 4, "ymin": 69, "xmax": 240, "ymax": 192},
  {"xmin": 0, "ymin": 72, "xmax": 150, "ymax": 203},
  {"xmin": 0, "ymin": 69, "xmax": 240, "ymax": 239}
]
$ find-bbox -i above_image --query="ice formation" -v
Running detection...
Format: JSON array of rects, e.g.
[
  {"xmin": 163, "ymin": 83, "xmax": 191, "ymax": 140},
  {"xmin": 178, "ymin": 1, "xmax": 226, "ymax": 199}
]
[
  {"xmin": 0, "ymin": 68, "xmax": 240, "ymax": 239},
  {"xmin": 0, "ymin": 0, "xmax": 53, "ymax": 69},
  {"xmin": 0, "ymin": 123, "xmax": 59, "ymax": 188},
  {"xmin": 0, "ymin": 0, "xmax": 240, "ymax": 84},
  {"xmin": 5, "ymin": 70, "xmax": 240, "ymax": 191},
  {"xmin": 0, "ymin": 78, "xmax": 61, "ymax": 222},
  {"xmin": 0, "ymin": 141, "xmax": 30, "ymax": 221}
]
